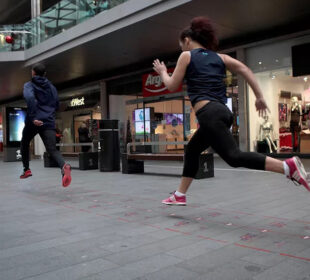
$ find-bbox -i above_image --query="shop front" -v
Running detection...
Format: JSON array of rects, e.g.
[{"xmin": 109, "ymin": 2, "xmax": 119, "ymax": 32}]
[
  {"xmin": 246, "ymin": 36, "xmax": 310, "ymax": 156},
  {"xmin": 119, "ymin": 67, "xmax": 239, "ymax": 154},
  {"xmin": 56, "ymin": 91, "xmax": 101, "ymax": 153}
]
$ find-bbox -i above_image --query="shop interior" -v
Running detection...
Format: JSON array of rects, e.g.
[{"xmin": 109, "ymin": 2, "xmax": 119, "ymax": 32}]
[
  {"xmin": 56, "ymin": 106, "xmax": 101, "ymax": 153},
  {"xmin": 125, "ymin": 90, "xmax": 239, "ymax": 154},
  {"xmin": 248, "ymin": 68, "xmax": 310, "ymax": 154}
]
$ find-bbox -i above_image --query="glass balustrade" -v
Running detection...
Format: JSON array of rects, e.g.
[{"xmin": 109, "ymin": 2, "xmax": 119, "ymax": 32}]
[{"xmin": 0, "ymin": 0, "xmax": 127, "ymax": 52}]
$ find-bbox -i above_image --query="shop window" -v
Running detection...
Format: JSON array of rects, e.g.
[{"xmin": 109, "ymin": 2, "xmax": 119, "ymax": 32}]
[{"xmin": 248, "ymin": 68, "xmax": 310, "ymax": 154}]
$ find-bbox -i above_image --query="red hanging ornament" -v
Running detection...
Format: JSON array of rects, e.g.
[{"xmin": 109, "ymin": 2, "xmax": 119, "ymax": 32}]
[{"xmin": 5, "ymin": 36, "xmax": 13, "ymax": 44}]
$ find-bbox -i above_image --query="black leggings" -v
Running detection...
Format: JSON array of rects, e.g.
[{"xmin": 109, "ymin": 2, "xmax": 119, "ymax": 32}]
[
  {"xmin": 183, "ymin": 101, "xmax": 266, "ymax": 178},
  {"xmin": 21, "ymin": 123, "xmax": 65, "ymax": 170}
]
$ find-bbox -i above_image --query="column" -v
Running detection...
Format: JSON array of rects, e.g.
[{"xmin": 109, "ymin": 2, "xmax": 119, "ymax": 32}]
[
  {"xmin": 236, "ymin": 48, "xmax": 249, "ymax": 151},
  {"xmin": 31, "ymin": 0, "xmax": 42, "ymax": 45},
  {"xmin": 100, "ymin": 81, "xmax": 108, "ymax": 119},
  {"xmin": 31, "ymin": 0, "xmax": 42, "ymax": 19}
]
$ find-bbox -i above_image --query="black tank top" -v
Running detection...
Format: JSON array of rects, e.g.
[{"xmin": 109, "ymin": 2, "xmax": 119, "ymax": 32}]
[
  {"xmin": 185, "ymin": 48, "xmax": 227, "ymax": 106},
  {"xmin": 290, "ymin": 108, "xmax": 300, "ymax": 124}
]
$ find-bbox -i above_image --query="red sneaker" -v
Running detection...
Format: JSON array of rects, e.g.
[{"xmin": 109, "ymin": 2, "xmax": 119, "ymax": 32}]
[
  {"xmin": 62, "ymin": 164, "xmax": 71, "ymax": 187},
  {"xmin": 162, "ymin": 192, "xmax": 186, "ymax": 206},
  {"xmin": 20, "ymin": 169, "xmax": 32, "ymax": 179},
  {"xmin": 285, "ymin": 156, "xmax": 310, "ymax": 191}
]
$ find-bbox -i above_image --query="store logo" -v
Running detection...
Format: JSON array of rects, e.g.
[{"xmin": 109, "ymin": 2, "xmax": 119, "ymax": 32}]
[
  {"xmin": 70, "ymin": 97, "xmax": 85, "ymax": 107},
  {"xmin": 142, "ymin": 68, "xmax": 182, "ymax": 97},
  {"xmin": 144, "ymin": 74, "xmax": 168, "ymax": 93}
]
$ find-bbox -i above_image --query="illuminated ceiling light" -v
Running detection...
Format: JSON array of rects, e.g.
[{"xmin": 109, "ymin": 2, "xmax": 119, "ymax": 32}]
[{"xmin": 258, "ymin": 61, "xmax": 262, "ymax": 65}]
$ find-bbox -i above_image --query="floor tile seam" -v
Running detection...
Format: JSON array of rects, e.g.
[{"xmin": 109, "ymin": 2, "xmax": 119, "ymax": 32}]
[
  {"xmin": 33, "ymin": 196, "xmax": 310, "ymax": 238},
  {"xmin": 2, "ymin": 251, "xmax": 106, "ymax": 279},
  {"xmin": 32, "ymin": 190, "xmax": 310, "ymax": 228},
  {"xmin": 41, "ymin": 189, "xmax": 310, "ymax": 225},
  {"xmin": 179, "ymin": 216, "xmax": 310, "ymax": 240},
  {"xmin": 18, "ymin": 256, "xmax": 113, "ymax": 280},
  {"xmin": 108, "ymin": 212, "xmax": 310, "ymax": 241},
  {"xmin": 26, "ymin": 193, "xmax": 310, "ymax": 242},
  {"xmin": 204, "ymin": 206, "xmax": 310, "ymax": 225},
  {"xmin": 0, "ymin": 232, "xmax": 75, "ymax": 251},
  {"xmin": 23, "ymin": 191, "xmax": 310, "ymax": 264},
  {"xmin": 0, "ymin": 225, "xmax": 123, "ymax": 259}
]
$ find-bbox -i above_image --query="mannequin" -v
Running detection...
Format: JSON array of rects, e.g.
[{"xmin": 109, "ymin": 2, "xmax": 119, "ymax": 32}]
[
  {"xmin": 290, "ymin": 96, "xmax": 302, "ymax": 152},
  {"xmin": 259, "ymin": 115, "xmax": 278, "ymax": 153}
]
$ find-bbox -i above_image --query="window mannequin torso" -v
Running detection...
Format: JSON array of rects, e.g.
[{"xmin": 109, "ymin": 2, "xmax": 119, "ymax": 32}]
[
  {"xmin": 259, "ymin": 116, "xmax": 277, "ymax": 153},
  {"xmin": 290, "ymin": 97, "xmax": 302, "ymax": 129}
]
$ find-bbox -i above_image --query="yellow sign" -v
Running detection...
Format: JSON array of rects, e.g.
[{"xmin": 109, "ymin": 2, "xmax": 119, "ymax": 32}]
[{"xmin": 70, "ymin": 97, "xmax": 85, "ymax": 107}]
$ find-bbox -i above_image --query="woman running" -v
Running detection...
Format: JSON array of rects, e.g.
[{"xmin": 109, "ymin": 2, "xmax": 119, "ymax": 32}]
[{"xmin": 152, "ymin": 16, "xmax": 310, "ymax": 206}]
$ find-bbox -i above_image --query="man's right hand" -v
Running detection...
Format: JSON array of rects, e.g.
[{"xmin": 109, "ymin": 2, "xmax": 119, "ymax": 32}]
[{"xmin": 33, "ymin": 120, "xmax": 43, "ymax": 126}]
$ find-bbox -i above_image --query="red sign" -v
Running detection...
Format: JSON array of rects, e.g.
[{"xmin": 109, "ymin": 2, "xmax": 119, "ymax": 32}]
[{"xmin": 142, "ymin": 68, "xmax": 183, "ymax": 97}]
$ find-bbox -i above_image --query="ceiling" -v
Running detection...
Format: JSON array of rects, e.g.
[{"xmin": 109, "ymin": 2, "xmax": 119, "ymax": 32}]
[{"xmin": 1, "ymin": 0, "xmax": 310, "ymax": 103}]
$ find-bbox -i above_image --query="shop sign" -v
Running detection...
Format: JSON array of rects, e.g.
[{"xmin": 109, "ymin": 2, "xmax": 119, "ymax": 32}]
[
  {"xmin": 142, "ymin": 68, "xmax": 182, "ymax": 97},
  {"xmin": 70, "ymin": 97, "xmax": 85, "ymax": 107}
]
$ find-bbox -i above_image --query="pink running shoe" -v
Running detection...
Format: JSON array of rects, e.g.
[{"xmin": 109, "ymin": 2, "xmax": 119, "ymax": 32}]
[
  {"xmin": 162, "ymin": 192, "xmax": 186, "ymax": 206},
  {"xmin": 285, "ymin": 156, "xmax": 310, "ymax": 191},
  {"xmin": 20, "ymin": 169, "xmax": 32, "ymax": 179}
]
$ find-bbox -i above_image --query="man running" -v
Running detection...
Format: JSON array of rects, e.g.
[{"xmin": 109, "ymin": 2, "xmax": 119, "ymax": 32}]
[{"xmin": 20, "ymin": 63, "xmax": 72, "ymax": 187}]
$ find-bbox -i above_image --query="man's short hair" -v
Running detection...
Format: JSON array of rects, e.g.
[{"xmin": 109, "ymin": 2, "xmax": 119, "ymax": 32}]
[{"xmin": 32, "ymin": 63, "xmax": 46, "ymax": 76}]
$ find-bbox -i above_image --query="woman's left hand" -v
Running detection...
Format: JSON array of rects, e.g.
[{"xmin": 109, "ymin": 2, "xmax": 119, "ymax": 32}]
[
  {"xmin": 255, "ymin": 98, "xmax": 270, "ymax": 117},
  {"xmin": 153, "ymin": 59, "xmax": 167, "ymax": 74}
]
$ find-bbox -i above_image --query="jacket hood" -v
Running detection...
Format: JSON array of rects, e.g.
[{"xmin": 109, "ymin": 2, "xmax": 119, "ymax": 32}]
[{"xmin": 32, "ymin": 76, "xmax": 50, "ymax": 89}]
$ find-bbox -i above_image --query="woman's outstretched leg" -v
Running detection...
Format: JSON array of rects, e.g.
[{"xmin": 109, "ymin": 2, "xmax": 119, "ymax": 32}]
[{"xmin": 210, "ymin": 122, "xmax": 310, "ymax": 191}]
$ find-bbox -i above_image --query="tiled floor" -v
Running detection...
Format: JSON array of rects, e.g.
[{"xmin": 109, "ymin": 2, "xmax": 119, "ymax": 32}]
[{"xmin": 1, "ymin": 157, "xmax": 310, "ymax": 279}]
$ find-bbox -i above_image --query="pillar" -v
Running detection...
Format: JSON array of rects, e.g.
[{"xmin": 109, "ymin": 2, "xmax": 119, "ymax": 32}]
[
  {"xmin": 236, "ymin": 48, "xmax": 249, "ymax": 151},
  {"xmin": 100, "ymin": 81, "xmax": 108, "ymax": 119}
]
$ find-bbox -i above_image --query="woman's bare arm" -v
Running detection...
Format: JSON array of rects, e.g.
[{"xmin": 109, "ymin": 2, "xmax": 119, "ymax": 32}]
[{"xmin": 153, "ymin": 51, "xmax": 190, "ymax": 92}]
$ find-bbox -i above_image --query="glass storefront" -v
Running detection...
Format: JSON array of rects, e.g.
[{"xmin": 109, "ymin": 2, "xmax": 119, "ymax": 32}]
[
  {"xmin": 124, "ymin": 94, "xmax": 198, "ymax": 154},
  {"xmin": 108, "ymin": 62, "xmax": 239, "ymax": 155},
  {"xmin": 122, "ymin": 85, "xmax": 239, "ymax": 154},
  {"xmin": 246, "ymin": 35, "xmax": 310, "ymax": 154},
  {"xmin": 56, "ymin": 92, "xmax": 101, "ymax": 153}
]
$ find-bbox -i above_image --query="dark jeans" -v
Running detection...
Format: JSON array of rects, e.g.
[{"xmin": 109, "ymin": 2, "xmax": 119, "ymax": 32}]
[
  {"xmin": 21, "ymin": 123, "xmax": 65, "ymax": 170},
  {"xmin": 183, "ymin": 101, "xmax": 266, "ymax": 178}
]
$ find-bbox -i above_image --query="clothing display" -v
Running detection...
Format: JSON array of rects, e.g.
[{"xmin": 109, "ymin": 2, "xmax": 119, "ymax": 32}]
[
  {"xmin": 289, "ymin": 97, "xmax": 302, "ymax": 152},
  {"xmin": 259, "ymin": 116, "xmax": 277, "ymax": 153}
]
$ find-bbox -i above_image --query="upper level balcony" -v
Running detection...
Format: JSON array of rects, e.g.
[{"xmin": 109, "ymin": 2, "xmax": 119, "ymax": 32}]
[{"xmin": 0, "ymin": 0, "xmax": 128, "ymax": 52}]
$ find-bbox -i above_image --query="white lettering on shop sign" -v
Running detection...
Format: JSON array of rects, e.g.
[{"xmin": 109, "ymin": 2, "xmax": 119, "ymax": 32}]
[
  {"xmin": 144, "ymin": 72, "xmax": 172, "ymax": 93},
  {"xmin": 70, "ymin": 97, "xmax": 85, "ymax": 107}
]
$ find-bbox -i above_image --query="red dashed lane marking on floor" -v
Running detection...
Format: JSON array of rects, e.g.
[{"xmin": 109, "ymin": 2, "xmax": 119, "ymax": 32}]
[
  {"xmin": 234, "ymin": 243, "xmax": 272, "ymax": 253},
  {"xmin": 35, "ymin": 194, "xmax": 310, "ymax": 240},
  {"xmin": 177, "ymin": 216, "xmax": 308, "ymax": 240},
  {"xmin": 26, "ymin": 194, "xmax": 310, "ymax": 263},
  {"xmin": 197, "ymin": 235, "xmax": 229, "ymax": 244},
  {"xmin": 279, "ymin": 253, "xmax": 310, "ymax": 262},
  {"xmin": 165, "ymin": 228, "xmax": 192, "ymax": 235},
  {"xmin": 70, "ymin": 190, "xmax": 310, "ymax": 226}
]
